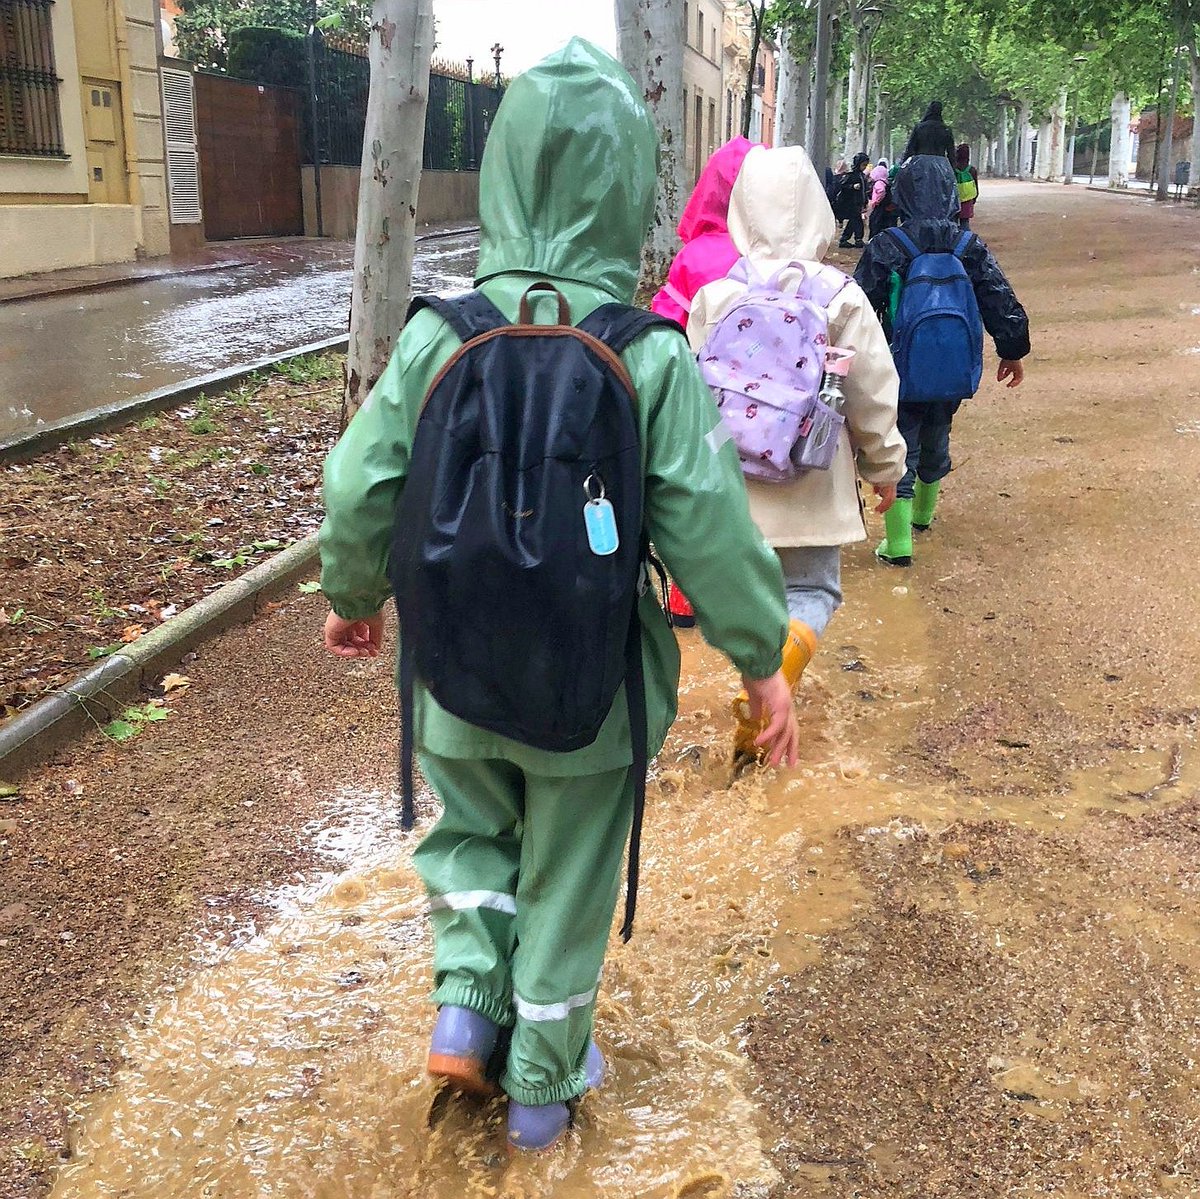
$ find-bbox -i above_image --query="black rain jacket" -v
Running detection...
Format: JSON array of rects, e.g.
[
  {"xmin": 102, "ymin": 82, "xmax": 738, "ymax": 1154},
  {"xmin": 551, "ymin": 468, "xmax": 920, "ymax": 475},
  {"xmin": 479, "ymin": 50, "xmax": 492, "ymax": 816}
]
[
  {"xmin": 902, "ymin": 103, "xmax": 956, "ymax": 162},
  {"xmin": 853, "ymin": 155, "xmax": 1031, "ymax": 363}
]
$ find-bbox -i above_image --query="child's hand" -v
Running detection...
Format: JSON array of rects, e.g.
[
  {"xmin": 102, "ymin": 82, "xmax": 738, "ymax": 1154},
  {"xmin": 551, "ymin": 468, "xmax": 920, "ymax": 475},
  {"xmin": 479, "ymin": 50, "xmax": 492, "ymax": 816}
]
[
  {"xmin": 324, "ymin": 610, "xmax": 385, "ymax": 658},
  {"xmin": 872, "ymin": 482, "xmax": 897, "ymax": 513},
  {"xmin": 742, "ymin": 670, "xmax": 801, "ymax": 768},
  {"xmin": 997, "ymin": 359, "xmax": 1025, "ymax": 388}
]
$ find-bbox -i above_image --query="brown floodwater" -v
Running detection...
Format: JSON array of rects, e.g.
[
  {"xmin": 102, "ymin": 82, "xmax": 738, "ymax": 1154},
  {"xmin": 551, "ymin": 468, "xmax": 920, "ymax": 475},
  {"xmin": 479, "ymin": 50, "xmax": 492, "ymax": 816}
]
[{"xmin": 50, "ymin": 553, "xmax": 1200, "ymax": 1199}]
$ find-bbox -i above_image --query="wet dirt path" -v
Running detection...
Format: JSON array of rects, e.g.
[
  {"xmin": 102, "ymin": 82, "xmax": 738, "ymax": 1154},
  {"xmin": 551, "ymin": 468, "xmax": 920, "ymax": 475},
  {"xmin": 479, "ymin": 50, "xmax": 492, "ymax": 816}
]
[{"xmin": 4, "ymin": 182, "xmax": 1199, "ymax": 1198}]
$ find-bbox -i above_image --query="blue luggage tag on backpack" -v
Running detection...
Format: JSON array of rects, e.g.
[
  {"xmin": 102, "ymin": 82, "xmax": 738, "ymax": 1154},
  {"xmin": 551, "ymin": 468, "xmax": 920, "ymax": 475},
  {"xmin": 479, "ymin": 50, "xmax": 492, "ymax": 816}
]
[{"xmin": 583, "ymin": 473, "xmax": 619, "ymax": 556}]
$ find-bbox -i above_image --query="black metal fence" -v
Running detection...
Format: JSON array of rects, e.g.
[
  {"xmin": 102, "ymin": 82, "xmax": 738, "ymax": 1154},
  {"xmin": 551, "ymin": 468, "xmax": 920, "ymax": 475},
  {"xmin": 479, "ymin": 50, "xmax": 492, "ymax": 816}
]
[
  {"xmin": 0, "ymin": 0, "xmax": 66, "ymax": 157},
  {"xmin": 308, "ymin": 35, "xmax": 502, "ymax": 171}
]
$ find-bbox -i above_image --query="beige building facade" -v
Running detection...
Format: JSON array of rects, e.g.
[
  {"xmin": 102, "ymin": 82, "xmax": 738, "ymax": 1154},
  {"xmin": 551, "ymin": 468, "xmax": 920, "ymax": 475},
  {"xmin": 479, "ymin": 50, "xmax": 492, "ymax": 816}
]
[
  {"xmin": 0, "ymin": 0, "xmax": 170, "ymax": 278},
  {"xmin": 682, "ymin": 0, "xmax": 725, "ymax": 186}
]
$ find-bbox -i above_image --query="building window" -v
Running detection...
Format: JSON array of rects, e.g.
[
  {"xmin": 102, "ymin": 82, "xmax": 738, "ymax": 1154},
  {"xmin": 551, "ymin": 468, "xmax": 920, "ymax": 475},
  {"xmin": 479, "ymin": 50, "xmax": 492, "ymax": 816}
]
[
  {"xmin": 726, "ymin": 89, "xmax": 733, "ymax": 140},
  {"xmin": 711, "ymin": 29, "xmax": 717, "ymax": 62},
  {"xmin": 694, "ymin": 91, "xmax": 703, "ymax": 178},
  {"xmin": 683, "ymin": 2, "xmax": 689, "ymax": 47},
  {"xmin": 697, "ymin": 9, "xmax": 704, "ymax": 54},
  {"xmin": 0, "ymin": 0, "xmax": 65, "ymax": 157},
  {"xmin": 708, "ymin": 98, "xmax": 716, "ymax": 158},
  {"xmin": 682, "ymin": 85, "xmax": 688, "ymax": 143}
]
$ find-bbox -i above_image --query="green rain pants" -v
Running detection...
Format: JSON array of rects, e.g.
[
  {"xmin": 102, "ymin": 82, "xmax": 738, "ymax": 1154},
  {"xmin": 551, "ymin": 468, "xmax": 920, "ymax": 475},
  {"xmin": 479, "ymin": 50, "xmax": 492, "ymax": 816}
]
[{"xmin": 413, "ymin": 752, "xmax": 634, "ymax": 1107}]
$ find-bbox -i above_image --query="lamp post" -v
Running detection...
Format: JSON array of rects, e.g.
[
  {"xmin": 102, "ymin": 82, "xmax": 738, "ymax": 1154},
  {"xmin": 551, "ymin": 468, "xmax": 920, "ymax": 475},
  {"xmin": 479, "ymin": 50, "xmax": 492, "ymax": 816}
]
[
  {"xmin": 870, "ymin": 62, "xmax": 886, "ymax": 157},
  {"xmin": 1063, "ymin": 53, "xmax": 1088, "ymax": 184},
  {"xmin": 811, "ymin": 0, "xmax": 834, "ymax": 175},
  {"xmin": 491, "ymin": 42, "xmax": 504, "ymax": 90},
  {"xmin": 858, "ymin": 5, "xmax": 883, "ymax": 157}
]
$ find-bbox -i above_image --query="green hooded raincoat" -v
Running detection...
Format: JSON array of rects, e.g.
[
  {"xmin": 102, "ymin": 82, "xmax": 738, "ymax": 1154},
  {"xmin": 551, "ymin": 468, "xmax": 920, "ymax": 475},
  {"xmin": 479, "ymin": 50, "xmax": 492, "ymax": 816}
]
[{"xmin": 318, "ymin": 38, "xmax": 788, "ymax": 1105}]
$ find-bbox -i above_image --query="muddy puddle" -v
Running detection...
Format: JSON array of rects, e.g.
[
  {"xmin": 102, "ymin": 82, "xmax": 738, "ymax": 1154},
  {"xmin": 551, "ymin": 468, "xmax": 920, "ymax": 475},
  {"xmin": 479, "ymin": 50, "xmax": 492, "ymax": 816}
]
[{"xmin": 49, "ymin": 555, "xmax": 1200, "ymax": 1199}]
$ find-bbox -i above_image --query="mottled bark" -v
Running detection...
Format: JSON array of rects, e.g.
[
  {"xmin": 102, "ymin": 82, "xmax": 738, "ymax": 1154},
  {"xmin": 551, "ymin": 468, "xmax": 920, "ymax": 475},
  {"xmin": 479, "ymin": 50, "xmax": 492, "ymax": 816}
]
[
  {"xmin": 615, "ymin": 0, "xmax": 686, "ymax": 291},
  {"xmin": 343, "ymin": 0, "xmax": 434, "ymax": 423}
]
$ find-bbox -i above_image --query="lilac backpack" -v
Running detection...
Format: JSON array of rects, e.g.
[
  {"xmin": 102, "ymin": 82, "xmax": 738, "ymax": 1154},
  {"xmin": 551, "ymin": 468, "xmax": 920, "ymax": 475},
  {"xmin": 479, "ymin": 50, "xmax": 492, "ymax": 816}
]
[{"xmin": 698, "ymin": 258, "xmax": 851, "ymax": 483}]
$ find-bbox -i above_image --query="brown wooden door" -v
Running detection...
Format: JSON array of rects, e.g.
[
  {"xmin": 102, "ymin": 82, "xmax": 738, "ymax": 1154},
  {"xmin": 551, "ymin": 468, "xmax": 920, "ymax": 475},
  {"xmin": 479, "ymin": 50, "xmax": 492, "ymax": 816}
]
[{"xmin": 195, "ymin": 73, "xmax": 304, "ymax": 240}]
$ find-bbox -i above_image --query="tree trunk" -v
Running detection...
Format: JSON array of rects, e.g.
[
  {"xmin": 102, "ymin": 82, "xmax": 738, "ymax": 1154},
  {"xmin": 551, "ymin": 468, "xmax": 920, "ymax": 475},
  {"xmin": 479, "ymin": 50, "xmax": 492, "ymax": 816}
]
[
  {"xmin": 1064, "ymin": 111, "xmax": 1078, "ymax": 182},
  {"xmin": 777, "ymin": 27, "xmax": 812, "ymax": 147},
  {"xmin": 828, "ymin": 75, "xmax": 845, "ymax": 164},
  {"xmin": 1048, "ymin": 88, "xmax": 1067, "ymax": 181},
  {"xmin": 616, "ymin": 0, "xmax": 686, "ymax": 290},
  {"xmin": 996, "ymin": 107, "xmax": 1010, "ymax": 177},
  {"xmin": 1034, "ymin": 119, "xmax": 1051, "ymax": 178},
  {"xmin": 1156, "ymin": 38, "xmax": 1183, "ymax": 201},
  {"xmin": 1109, "ymin": 90, "xmax": 1131, "ymax": 187},
  {"xmin": 343, "ymin": 0, "xmax": 434, "ymax": 424},
  {"xmin": 842, "ymin": 41, "xmax": 864, "ymax": 159},
  {"xmin": 1189, "ymin": 47, "xmax": 1200, "ymax": 186},
  {"xmin": 1016, "ymin": 101, "xmax": 1031, "ymax": 179}
]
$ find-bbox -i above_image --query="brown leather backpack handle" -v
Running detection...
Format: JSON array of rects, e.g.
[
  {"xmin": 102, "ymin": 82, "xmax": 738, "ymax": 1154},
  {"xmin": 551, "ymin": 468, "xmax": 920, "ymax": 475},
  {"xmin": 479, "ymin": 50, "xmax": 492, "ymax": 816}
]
[{"xmin": 518, "ymin": 282, "xmax": 571, "ymax": 326}]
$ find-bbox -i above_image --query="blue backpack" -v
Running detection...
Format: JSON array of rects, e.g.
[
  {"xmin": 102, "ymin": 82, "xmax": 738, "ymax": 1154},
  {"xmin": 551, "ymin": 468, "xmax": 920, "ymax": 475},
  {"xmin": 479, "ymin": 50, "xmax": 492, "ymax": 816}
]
[{"xmin": 888, "ymin": 228, "xmax": 983, "ymax": 403}]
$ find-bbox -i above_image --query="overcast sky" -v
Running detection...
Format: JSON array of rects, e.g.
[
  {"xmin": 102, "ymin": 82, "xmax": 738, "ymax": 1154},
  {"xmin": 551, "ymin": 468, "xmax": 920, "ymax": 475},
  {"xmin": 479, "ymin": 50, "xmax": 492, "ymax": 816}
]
[{"xmin": 434, "ymin": 0, "xmax": 617, "ymax": 75}]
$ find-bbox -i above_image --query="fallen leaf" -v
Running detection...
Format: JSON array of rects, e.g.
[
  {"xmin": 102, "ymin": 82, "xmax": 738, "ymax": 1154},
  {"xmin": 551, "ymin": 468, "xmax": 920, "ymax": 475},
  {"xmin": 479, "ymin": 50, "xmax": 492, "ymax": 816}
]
[
  {"xmin": 121, "ymin": 624, "xmax": 147, "ymax": 643},
  {"xmin": 87, "ymin": 643, "xmax": 122, "ymax": 660},
  {"xmin": 298, "ymin": 581, "xmax": 322, "ymax": 594},
  {"xmin": 103, "ymin": 719, "xmax": 139, "ymax": 742},
  {"xmin": 161, "ymin": 673, "xmax": 191, "ymax": 693},
  {"xmin": 0, "ymin": 783, "xmax": 19, "ymax": 799},
  {"xmin": 158, "ymin": 604, "xmax": 178, "ymax": 621}
]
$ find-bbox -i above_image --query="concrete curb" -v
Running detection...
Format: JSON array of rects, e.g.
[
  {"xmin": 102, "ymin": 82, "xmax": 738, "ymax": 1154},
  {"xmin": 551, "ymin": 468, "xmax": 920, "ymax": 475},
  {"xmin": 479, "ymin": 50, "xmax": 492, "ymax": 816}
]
[
  {"xmin": 0, "ymin": 533, "xmax": 320, "ymax": 775},
  {"xmin": 0, "ymin": 259, "xmax": 252, "ymax": 307},
  {"xmin": 0, "ymin": 335, "xmax": 348, "ymax": 461}
]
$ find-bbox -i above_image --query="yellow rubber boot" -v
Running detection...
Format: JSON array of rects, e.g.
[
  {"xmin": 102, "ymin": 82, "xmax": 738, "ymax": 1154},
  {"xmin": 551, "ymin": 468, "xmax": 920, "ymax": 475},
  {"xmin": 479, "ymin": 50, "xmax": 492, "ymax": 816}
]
[{"xmin": 732, "ymin": 620, "xmax": 818, "ymax": 759}]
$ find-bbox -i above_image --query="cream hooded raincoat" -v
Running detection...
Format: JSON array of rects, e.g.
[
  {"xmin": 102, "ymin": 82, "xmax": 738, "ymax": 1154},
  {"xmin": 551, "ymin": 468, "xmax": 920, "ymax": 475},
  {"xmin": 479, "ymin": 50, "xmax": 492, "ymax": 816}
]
[{"xmin": 687, "ymin": 145, "xmax": 906, "ymax": 547}]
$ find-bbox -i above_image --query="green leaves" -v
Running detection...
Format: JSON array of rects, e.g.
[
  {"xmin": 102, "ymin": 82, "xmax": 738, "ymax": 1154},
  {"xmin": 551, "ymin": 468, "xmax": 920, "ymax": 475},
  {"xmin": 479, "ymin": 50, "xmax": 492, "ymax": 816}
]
[
  {"xmin": 298, "ymin": 581, "xmax": 323, "ymax": 595},
  {"xmin": 87, "ymin": 643, "xmax": 123, "ymax": 660},
  {"xmin": 103, "ymin": 702, "xmax": 170, "ymax": 744}
]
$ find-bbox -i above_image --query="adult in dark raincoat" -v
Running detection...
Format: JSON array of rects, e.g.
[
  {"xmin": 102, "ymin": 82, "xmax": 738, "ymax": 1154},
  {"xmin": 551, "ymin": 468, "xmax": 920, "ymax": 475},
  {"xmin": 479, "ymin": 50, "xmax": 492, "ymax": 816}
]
[{"xmin": 902, "ymin": 100, "xmax": 955, "ymax": 162}]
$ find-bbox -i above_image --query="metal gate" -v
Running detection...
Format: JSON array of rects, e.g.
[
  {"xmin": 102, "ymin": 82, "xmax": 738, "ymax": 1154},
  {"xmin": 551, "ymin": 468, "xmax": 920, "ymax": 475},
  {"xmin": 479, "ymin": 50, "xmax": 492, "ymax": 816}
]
[{"xmin": 195, "ymin": 72, "xmax": 303, "ymax": 240}]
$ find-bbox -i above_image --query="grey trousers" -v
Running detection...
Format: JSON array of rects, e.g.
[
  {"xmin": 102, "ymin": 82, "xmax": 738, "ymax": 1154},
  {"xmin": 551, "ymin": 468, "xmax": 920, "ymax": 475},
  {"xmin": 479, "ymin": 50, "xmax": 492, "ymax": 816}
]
[{"xmin": 775, "ymin": 546, "xmax": 843, "ymax": 636}]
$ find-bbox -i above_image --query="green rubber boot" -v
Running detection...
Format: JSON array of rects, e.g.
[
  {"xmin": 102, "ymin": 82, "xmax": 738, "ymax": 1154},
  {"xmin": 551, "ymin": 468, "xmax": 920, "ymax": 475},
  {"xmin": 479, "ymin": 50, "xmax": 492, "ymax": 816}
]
[
  {"xmin": 912, "ymin": 480, "xmax": 940, "ymax": 531},
  {"xmin": 876, "ymin": 498, "xmax": 913, "ymax": 567}
]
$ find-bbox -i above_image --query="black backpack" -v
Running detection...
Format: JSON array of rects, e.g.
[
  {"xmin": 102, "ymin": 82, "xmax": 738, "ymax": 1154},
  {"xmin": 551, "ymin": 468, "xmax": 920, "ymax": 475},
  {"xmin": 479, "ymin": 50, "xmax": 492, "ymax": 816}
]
[{"xmin": 388, "ymin": 282, "xmax": 679, "ymax": 939}]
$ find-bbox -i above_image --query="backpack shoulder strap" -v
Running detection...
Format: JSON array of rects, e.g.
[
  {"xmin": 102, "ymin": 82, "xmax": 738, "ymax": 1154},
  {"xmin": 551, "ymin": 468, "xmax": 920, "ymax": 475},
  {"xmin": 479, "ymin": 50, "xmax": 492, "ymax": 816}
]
[
  {"xmin": 951, "ymin": 229, "xmax": 977, "ymax": 260},
  {"xmin": 577, "ymin": 304, "xmax": 684, "ymax": 356},
  {"xmin": 406, "ymin": 291, "xmax": 508, "ymax": 343},
  {"xmin": 887, "ymin": 227, "xmax": 921, "ymax": 260}
]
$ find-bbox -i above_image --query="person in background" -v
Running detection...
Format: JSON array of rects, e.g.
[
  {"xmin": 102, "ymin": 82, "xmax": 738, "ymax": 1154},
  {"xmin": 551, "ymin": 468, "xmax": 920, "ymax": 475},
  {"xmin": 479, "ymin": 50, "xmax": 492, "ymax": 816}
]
[
  {"xmin": 854, "ymin": 156, "xmax": 1030, "ymax": 565},
  {"xmin": 834, "ymin": 152, "xmax": 871, "ymax": 248},
  {"xmin": 651, "ymin": 137, "xmax": 757, "ymax": 329},
  {"xmin": 955, "ymin": 143, "xmax": 979, "ymax": 229},
  {"xmin": 318, "ymin": 38, "xmax": 799, "ymax": 1155},
  {"xmin": 865, "ymin": 159, "xmax": 894, "ymax": 239},
  {"xmin": 901, "ymin": 100, "xmax": 955, "ymax": 162}
]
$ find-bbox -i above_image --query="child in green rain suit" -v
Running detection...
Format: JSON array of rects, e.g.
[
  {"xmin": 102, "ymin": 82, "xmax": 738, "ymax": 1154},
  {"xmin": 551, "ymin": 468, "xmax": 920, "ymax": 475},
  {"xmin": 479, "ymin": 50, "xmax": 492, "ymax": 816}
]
[{"xmin": 318, "ymin": 39, "xmax": 799, "ymax": 1153}]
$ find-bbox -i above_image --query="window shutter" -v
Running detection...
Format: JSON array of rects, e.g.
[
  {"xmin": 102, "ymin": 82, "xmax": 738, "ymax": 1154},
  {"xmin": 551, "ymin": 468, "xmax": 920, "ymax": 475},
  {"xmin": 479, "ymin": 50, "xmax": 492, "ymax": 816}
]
[{"xmin": 160, "ymin": 66, "xmax": 201, "ymax": 224}]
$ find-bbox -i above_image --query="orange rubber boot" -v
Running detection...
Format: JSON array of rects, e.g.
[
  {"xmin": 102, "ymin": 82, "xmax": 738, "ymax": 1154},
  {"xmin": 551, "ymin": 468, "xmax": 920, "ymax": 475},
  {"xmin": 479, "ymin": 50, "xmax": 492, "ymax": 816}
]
[{"xmin": 732, "ymin": 620, "xmax": 817, "ymax": 759}]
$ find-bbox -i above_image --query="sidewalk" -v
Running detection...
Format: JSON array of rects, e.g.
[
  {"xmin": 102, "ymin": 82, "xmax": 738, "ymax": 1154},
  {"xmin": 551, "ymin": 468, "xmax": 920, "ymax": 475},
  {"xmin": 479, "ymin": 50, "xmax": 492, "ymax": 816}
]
[{"xmin": 0, "ymin": 220, "xmax": 479, "ymax": 306}]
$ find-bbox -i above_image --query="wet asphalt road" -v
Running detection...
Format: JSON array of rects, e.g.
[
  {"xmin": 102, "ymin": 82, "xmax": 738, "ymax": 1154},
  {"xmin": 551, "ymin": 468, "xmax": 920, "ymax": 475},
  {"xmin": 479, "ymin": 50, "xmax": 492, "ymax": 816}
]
[{"xmin": 0, "ymin": 231, "xmax": 479, "ymax": 443}]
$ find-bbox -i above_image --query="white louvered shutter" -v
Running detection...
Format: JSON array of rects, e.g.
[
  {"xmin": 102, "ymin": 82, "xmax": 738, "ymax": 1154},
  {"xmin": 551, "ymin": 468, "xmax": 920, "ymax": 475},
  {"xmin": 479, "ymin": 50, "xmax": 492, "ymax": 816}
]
[{"xmin": 161, "ymin": 67, "xmax": 202, "ymax": 224}]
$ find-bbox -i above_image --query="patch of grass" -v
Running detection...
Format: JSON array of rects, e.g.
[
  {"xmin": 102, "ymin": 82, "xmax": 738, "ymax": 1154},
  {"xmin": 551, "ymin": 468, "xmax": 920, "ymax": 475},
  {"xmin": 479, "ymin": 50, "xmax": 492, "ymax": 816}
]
[
  {"xmin": 273, "ymin": 352, "xmax": 340, "ymax": 385},
  {"xmin": 138, "ymin": 414, "xmax": 162, "ymax": 431},
  {"xmin": 148, "ymin": 475, "xmax": 172, "ymax": 498},
  {"xmin": 85, "ymin": 586, "xmax": 124, "ymax": 621},
  {"xmin": 187, "ymin": 396, "xmax": 219, "ymax": 436},
  {"xmin": 100, "ymin": 450, "xmax": 124, "ymax": 472}
]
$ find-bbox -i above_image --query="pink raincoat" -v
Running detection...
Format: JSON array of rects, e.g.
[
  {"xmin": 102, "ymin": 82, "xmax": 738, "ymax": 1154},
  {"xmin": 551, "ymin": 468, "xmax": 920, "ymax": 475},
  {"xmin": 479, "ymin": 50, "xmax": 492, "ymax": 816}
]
[
  {"xmin": 651, "ymin": 137, "xmax": 757, "ymax": 327},
  {"xmin": 866, "ymin": 163, "xmax": 889, "ymax": 210}
]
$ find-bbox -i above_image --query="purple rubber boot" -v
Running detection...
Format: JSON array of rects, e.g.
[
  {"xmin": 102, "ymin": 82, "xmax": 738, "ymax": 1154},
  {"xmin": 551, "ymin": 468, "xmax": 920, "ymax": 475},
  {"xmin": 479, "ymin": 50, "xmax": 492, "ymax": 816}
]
[
  {"xmin": 427, "ymin": 1005, "xmax": 500, "ymax": 1098},
  {"xmin": 506, "ymin": 1041, "xmax": 607, "ymax": 1153}
]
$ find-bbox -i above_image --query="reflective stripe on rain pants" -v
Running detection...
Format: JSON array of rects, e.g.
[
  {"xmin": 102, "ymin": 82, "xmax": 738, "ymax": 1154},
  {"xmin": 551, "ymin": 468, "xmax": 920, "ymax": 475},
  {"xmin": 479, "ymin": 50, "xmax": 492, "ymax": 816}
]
[{"xmin": 413, "ymin": 752, "xmax": 633, "ymax": 1107}]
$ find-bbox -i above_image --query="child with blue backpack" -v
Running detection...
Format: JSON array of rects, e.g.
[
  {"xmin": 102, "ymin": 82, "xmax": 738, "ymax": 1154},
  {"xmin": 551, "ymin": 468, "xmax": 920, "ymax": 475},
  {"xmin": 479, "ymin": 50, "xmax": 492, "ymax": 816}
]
[{"xmin": 853, "ymin": 155, "xmax": 1030, "ymax": 565}]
